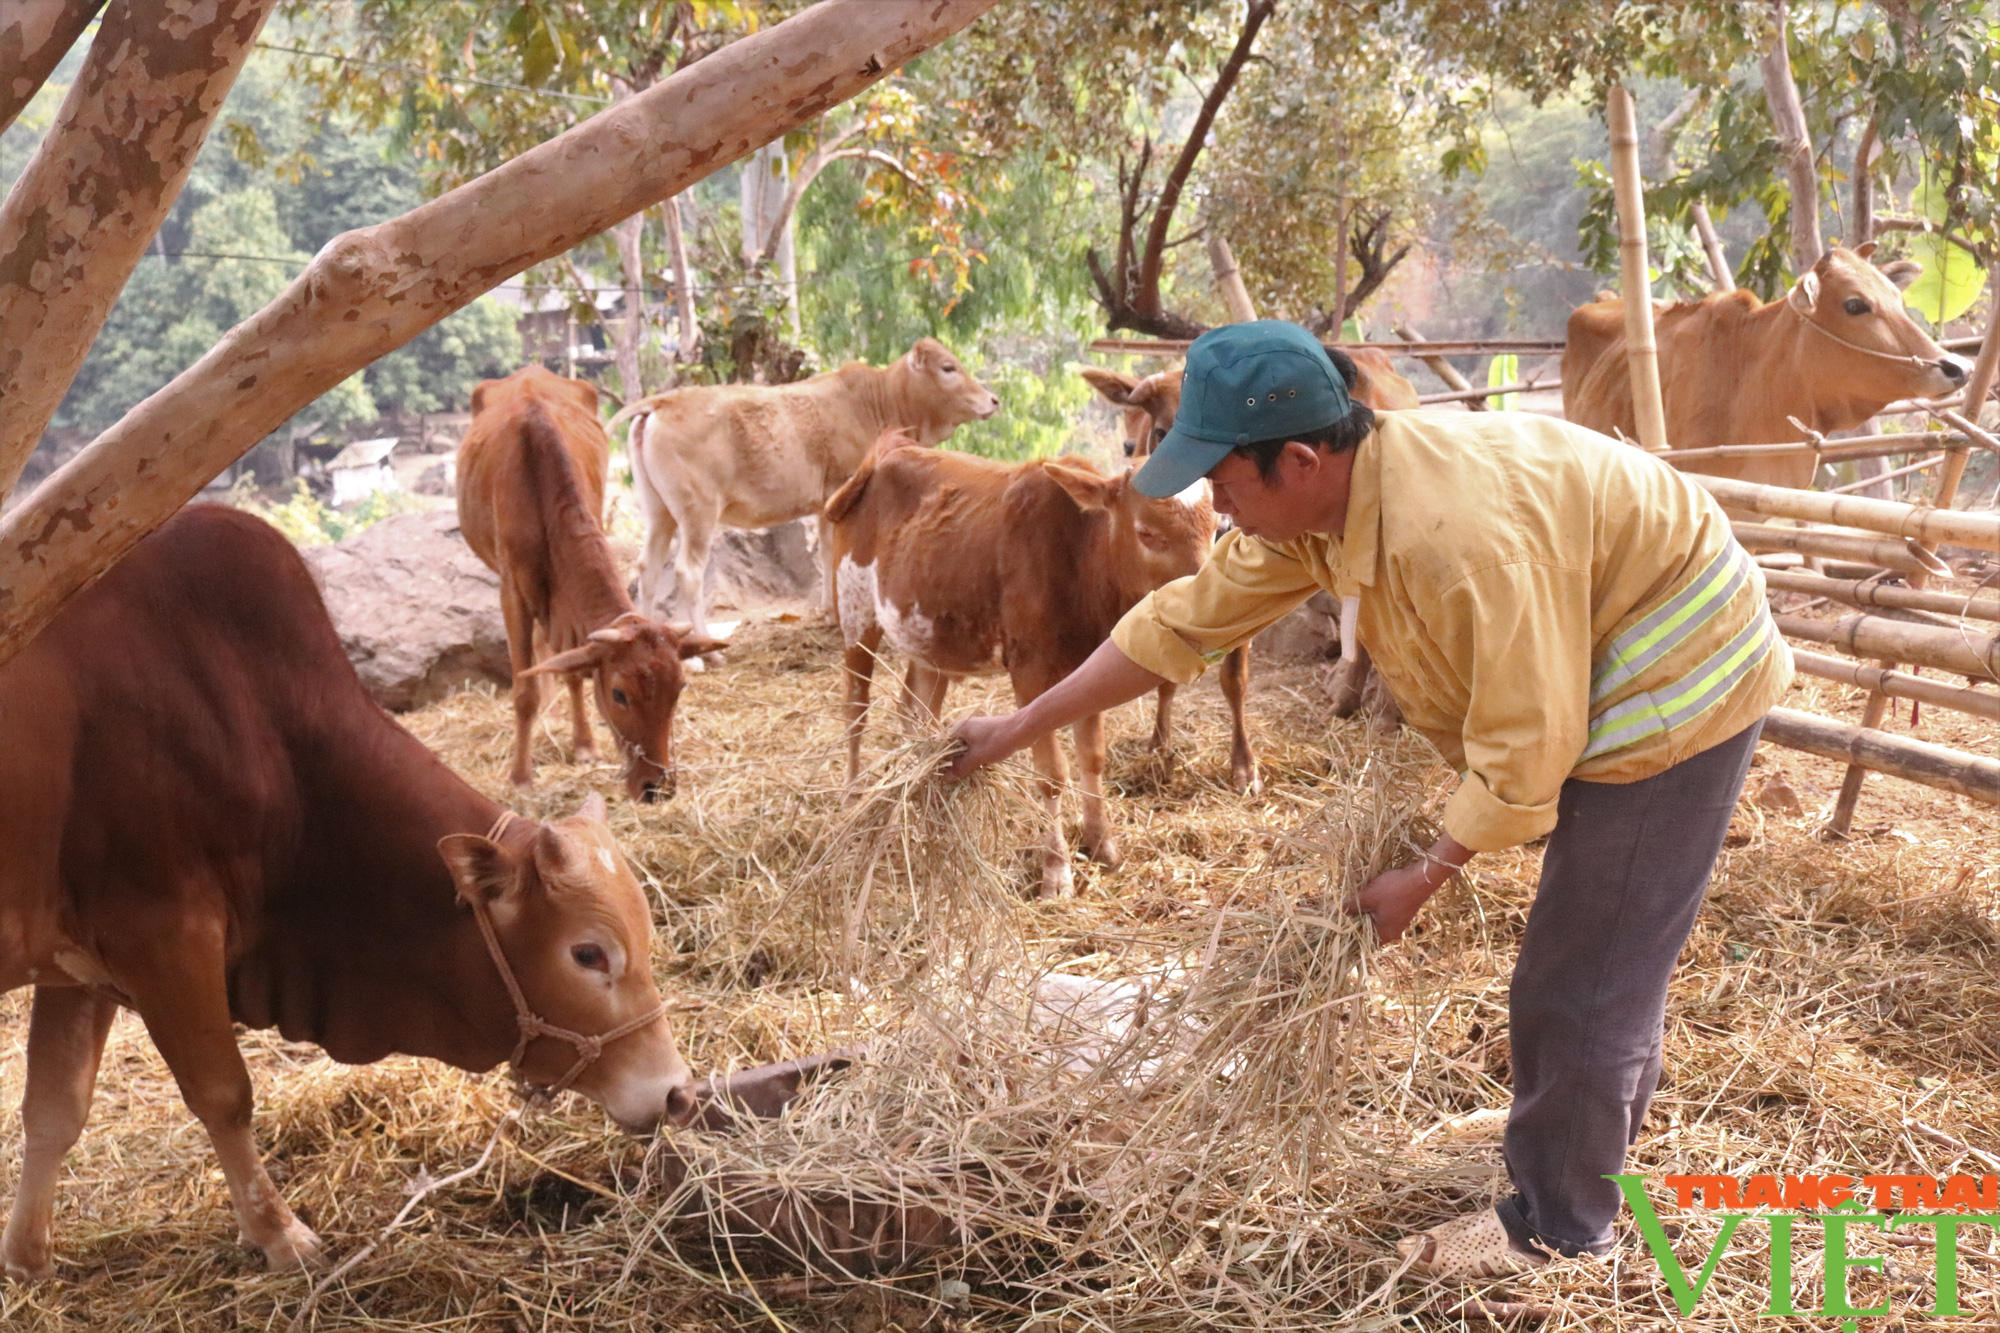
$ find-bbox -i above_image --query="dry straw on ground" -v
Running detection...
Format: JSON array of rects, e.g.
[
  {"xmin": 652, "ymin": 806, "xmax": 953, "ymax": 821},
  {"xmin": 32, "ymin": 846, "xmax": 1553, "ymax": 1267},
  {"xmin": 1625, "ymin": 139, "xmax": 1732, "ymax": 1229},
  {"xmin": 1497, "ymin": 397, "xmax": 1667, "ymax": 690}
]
[{"xmin": 1, "ymin": 613, "xmax": 1996, "ymax": 1332}]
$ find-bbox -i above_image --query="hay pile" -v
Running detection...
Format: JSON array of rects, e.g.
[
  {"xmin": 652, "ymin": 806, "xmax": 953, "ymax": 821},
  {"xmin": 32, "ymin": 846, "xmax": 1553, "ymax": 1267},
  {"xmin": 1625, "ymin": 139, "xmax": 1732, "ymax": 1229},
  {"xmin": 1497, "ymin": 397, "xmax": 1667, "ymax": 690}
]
[{"xmin": 2, "ymin": 615, "xmax": 1996, "ymax": 1331}]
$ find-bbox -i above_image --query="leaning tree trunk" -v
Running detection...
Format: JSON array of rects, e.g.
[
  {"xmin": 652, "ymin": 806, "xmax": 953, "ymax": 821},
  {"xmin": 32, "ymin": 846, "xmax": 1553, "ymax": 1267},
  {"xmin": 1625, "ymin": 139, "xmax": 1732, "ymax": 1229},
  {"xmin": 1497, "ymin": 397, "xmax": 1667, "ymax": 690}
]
[
  {"xmin": 1761, "ymin": 0, "xmax": 1823, "ymax": 276},
  {"xmin": 0, "ymin": 0, "xmax": 1002, "ymax": 666},
  {"xmin": 0, "ymin": 0, "xmax": 105, "ymax": 134},
  {"xmin": 607, "ymin": 78, "xmax": 651, "ymax": 406},
  {"xmin": 0, "ymin": 0, "xmax": 275, "ymax": 499},
  {"xmin": 664, "ymin": 193, "xmax": 699, "ymax": 369}
]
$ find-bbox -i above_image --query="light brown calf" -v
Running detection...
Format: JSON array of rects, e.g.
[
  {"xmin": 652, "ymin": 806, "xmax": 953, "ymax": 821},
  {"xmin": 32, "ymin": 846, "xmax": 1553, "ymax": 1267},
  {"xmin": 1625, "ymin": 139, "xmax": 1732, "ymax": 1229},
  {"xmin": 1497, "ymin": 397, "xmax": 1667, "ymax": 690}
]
[
  {"xmin": 825, "ymin": 439, "xmax": 1217, "ymax": 896},
  {"xmin": 457, "ymin": 366, "xmax": 721, "ymax": 801}
]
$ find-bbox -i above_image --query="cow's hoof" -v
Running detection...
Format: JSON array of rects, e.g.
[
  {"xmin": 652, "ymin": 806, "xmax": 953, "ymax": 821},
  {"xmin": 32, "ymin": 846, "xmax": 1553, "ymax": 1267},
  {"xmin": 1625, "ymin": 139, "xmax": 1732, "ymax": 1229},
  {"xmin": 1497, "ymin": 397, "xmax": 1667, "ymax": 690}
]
[
  {"xmin": 1232, "ymin": 767, "xmax": 1260, "ymax": 797},
  {"xmin": 1085, "ymin": 840, "xmax": 1122, "ymax": 870},
  {"xmin": 572, "ymin": 745, "xmax": 601, "ymax": 766},
  {"xmin": 1037, "ymin": 864, "xmax": 1075, "ymax": 899},
  {"xmin": 1, "ymin": 1243, "xmax": 55, "ymax": 1283},
  {"xmin": 259, "ymin": 1220, "xmax": 323, "ymax": 1271},
  {"xmin": 683, "ymin": 656, "xmax": 707, "ymax": 675}
]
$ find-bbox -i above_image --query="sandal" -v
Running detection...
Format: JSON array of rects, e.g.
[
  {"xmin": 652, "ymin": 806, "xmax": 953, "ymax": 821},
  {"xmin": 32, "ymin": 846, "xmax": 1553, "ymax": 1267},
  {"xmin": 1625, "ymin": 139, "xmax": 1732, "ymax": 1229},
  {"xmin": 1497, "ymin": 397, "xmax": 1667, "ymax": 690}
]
[{"xmin": 1395, "ymin": 1207, "xmax": 1551, "ymax": 1279}]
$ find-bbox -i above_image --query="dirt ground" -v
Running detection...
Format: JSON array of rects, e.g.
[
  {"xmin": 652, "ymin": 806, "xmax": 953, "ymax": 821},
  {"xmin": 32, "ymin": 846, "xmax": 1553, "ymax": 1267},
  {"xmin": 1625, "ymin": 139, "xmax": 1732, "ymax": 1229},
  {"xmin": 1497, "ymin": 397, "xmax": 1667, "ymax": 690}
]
[{"xmin": 1, "ymin": 609, "xmax": 1995, "ymax": 1332}]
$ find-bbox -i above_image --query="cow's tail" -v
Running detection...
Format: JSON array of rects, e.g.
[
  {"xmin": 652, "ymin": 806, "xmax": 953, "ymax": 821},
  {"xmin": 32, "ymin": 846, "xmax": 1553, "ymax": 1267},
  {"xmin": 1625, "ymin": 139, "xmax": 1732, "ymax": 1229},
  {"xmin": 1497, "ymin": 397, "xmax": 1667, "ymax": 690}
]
[{"xmin": 605, "ymin": 391, "xmax": 678, "ymax": 434}]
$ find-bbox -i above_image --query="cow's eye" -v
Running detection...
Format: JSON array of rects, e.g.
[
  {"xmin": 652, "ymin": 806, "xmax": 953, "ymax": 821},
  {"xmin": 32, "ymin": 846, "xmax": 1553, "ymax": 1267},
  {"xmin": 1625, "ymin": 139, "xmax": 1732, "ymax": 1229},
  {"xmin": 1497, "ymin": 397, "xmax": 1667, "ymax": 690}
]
[
  {"xmin": 1843, "ymin": 296, "xmax": 1871, "ymax": 316},
  {"xmin": 571, "ymin": 943, "xmax": 609, "ymax": 972},
  {"xmin": 610, "ymin": 688, "xmax": 628, "ymax": 706},
  {"xmin": 1151, "ymin": 427, "xmax": 1167, "ymax": 443}
]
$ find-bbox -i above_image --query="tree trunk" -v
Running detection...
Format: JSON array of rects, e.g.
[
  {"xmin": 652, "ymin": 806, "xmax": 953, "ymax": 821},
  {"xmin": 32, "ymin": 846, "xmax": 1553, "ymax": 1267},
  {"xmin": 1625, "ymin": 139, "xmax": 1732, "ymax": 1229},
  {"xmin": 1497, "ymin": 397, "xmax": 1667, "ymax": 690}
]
[
  {"xmin": 664, "ymin": 193, "xmax": 699, "ymax": 369},
  {"xmin": 1851, "ymin": 117, "xmax": 1880, "ymax": 246},
  {"xmin": 740, "ymin": 141, "xmax": 800, "ymax": 338},
  {"xmin": 0, "ymin": 0, "xmax": 275, "ymax": 498},
  {"xmin": 611, "ymin": 208, "xmax": 647, "ymax": 403},
  {"xmin": 1689, "ymin": 202, "xmax": 1732, "ymax": 292},
  {"xmin": 1761, "ymin": 0, "xmax": 1824, "ymax": 275},
  {"xmin": 0, "ymin": 0, "xmax": 1002, "ymax": 667},
  {"xmin": 0, "ymin": 0, "xmax": 105, "ymax": 135},
  {"xmin": 1329, "ymin": 205, "xmax": 1349, "ymax": 328},
  {"xmin": 1205, "ymin": 230, "xmax": 1258, "ymax": 324}
]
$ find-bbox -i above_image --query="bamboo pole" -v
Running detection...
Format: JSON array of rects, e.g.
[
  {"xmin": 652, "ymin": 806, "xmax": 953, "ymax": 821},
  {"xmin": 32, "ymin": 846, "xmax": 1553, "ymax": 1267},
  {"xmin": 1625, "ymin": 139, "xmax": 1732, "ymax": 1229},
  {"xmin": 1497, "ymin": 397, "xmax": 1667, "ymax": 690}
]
[
  {"xmin": 1663, "ymin": 432, "xmax": 1967, "ymax": 466},
  {"xmin": 1607, "ymin": 86, "xmax": 1669, "ymax": 453},
  {"xmin": 1773, "ymin": 612, "xmax": 2000, "ymax": 680},
  {"xmin": 1760, "ymin": 707, "xmax": 2000, "ymax": 805},
  {"xmin": 1416, "ymin": 378, "xmax": 1559, "ymax": 406},
  {"xmin": 1762, "ymin": 569, "xmax": 2000, "ymax": 623},
  {"xmin": 1395, "ymin": 325, "xmax": 1487, "ymax": 410},
  {"xmin": 1789, "ymin": 649, "xmax": 2000, "ymax": 722},
  {"xmin": 1734, "ymin": 524, "xmax": 1950, "ymax": 579},
  {"xmin": 1205, "ymin": 231, "xmax": 1260, "ymax": 324},
  {"xmin": 1824, "ymin": 453, "xmax": 1944, "ymax": 494},
  {"xmin": 1697, "ymin": 475, "xmax": 2000, "ymax": 551},
  {"xmin": 0, "ymin": 0, "xmax": 1001, "ymax": 667}
]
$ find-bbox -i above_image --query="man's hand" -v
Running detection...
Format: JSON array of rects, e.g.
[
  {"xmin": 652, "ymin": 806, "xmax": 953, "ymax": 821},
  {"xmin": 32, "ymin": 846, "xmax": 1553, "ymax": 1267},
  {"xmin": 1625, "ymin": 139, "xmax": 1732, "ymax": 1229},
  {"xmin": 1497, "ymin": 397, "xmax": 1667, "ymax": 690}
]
[
  {"xmin": 943, "ymin": 714, "xmax": 1021, "ymax": 781},
  {"xmin": 1346, "ymin": 834, "xmax": 1475, "ymax": 944}
]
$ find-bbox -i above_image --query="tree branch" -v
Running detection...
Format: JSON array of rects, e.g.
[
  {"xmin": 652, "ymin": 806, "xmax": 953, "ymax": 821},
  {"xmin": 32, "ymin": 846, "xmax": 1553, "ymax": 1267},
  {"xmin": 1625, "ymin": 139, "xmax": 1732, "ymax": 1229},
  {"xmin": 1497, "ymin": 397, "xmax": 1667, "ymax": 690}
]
[
  {"xmin": 1132, "ymin": 0, "xmax": 1275, "ymax": 312},
  {"xmin": 0, "ymin": 0, "xmax": 104, "ymax": 136},
  {"xmin": 761, "ymin": 143, "xmax": 913, "ymax": 262},
  {"xmin": 1760, "ymin": 0, "xmax": 1824, "ymax": 273}
]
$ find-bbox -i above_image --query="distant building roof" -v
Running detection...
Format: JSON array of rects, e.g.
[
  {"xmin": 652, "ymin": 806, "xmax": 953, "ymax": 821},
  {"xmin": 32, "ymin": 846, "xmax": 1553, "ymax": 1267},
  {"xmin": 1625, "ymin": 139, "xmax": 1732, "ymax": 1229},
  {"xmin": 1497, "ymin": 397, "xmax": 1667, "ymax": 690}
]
[{"xmin": 326, "ymin": 437, "xmax": 399, "ymax": 471}]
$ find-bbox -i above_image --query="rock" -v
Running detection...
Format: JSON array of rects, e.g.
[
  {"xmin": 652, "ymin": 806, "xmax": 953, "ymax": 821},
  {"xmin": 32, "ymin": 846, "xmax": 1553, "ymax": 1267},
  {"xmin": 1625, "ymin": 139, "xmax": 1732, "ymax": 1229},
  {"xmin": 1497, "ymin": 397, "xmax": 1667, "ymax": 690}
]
[
  {"xmin": 1253, "ymin": 591, "xmax": 1340, "ymax": 661},
  {"xmin": 702, "ymin": 518, "xmax": 822, "ymax": 611},
  {"xmin": 1753, "ymin": 773, "xmax": 1805, "ymax": 817},
  {"xmin": 303, "ymin": 510, "xmax": 511, "ymax": 711}
]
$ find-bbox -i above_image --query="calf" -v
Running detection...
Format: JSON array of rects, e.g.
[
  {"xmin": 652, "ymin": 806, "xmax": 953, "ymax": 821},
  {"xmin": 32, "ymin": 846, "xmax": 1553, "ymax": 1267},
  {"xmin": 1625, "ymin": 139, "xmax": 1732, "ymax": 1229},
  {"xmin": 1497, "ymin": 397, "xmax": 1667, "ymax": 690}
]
[
  {"xmin": 0, "ymin": 506, "xmax": 692, "ymax": 1278},
  {"xmin": 457, "ymin": 366, "xmax": 721, "ymax": 801},
  {"xmin": 826, "ymin": 441, "xmax": 1216, "ymax": 896},
  {"xmin": 608, "ymin": 337, "xmax": 1000, "ymax": 638}
]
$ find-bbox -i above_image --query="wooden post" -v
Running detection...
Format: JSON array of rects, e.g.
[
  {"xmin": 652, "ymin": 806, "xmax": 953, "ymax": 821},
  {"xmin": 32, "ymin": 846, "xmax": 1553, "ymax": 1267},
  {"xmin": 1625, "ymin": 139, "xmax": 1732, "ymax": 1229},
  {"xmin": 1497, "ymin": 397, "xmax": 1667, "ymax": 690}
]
[
  {"xmin": 0, "ymin": 0, "xmax": 1002, "ymax": 667},
  {"xmin": 1762, "ymin": 707, "xmax": 2000, "ymax": 806},
  {"xmin": 1761, "ymin": 569, "xmax": 2000, "ymax": 623},
  {"xmin": 1607, "ymin": 86, "xmax": 1669, "ymax": 453},
  {"xmin": 1828, "ymin": 268, "xmax": 2000, "ymax": 834},
  {"xmin": 1205, "ymin": 231, "xmax": 1260, "ymax": 325},
  {"xmin": 1693, "ymin": 475, "xmax": 2000, "ymax": 550},
  {"xmin": 0, "ymin": 0, "xmax": 278, "ymax": 497},
  {"xmin": 1788, "ymin": 650, "xmax": 1999, "ymax": 722},
  {"xmin": 1394, "ymin": 324, "xmax": 1487, "ymax": 410}
]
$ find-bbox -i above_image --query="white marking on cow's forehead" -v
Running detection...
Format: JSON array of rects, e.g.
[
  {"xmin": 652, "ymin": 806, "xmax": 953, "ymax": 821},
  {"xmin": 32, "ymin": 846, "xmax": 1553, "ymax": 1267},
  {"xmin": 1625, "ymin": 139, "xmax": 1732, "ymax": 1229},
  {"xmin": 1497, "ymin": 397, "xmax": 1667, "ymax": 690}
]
[
  {"xmin": 597, "ymin": 847, "xmax": 615, "ymax": 872},
  {"xmin": 1173, "ymin": 478, "xmax": 1210, "ymax": 509}
]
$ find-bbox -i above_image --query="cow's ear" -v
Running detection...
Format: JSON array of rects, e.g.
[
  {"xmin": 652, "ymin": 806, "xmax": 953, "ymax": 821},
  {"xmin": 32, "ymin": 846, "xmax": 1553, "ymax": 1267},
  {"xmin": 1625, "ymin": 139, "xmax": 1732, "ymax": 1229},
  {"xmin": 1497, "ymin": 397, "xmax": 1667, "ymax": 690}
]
[
  {"xmin": 469, "ymin": 380, "xmax": 492, "ymax": 415},
  {"xmin": 1852, "ymin": 239, "xmax": 1879, "ymax": 260},
  {"xmin": 439, "ymin": 833, "xmax": 521, "ymax": 910},
  {"xmin": 566, "ymin": 376, "xmax": 599, "ymax": 412},
  {"xmin": 521, "ymin": 642, "xmax": 608, "ymax": 677},
  {"xmin": 1042, "ymin": 459, "xmax": 1113, "ymax": 513},
  {"xmin": 576, "ymin": 792, "xmax": 608, "ymax": 823},
  {"xmin": 1881, "ymin": 259, "xmax": 1923, "ymax": 290},
  {"xmin": 1788, "ymin": 271, "xmax": 1821, "ymax": 313},
  {"xmin": 906, "ymin": 339, "xmax": 932, "ymax": 372},
  {"xmin": 1079, "ymin": 366, "xmax": 1138, "ymax": 405}
]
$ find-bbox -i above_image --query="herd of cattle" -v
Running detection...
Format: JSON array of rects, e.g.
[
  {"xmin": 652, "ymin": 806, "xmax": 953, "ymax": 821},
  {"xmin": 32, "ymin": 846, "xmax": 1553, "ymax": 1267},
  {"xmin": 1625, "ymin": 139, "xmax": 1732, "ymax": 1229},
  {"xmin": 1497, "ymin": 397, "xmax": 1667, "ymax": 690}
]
[{"xmin": 0, "ymin": 243, "xmax": 1972, "ymax": 1279}]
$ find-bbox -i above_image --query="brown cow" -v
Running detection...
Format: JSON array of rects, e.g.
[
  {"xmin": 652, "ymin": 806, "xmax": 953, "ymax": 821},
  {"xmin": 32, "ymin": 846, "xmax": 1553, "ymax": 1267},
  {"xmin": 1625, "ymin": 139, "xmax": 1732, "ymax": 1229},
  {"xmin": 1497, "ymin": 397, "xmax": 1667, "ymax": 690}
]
[
  {"xmin": 1563, "ymin": 244, "xmax": 1970, "ymax": 488},
  {"xmin": 0, "ymin": 506, "xmax": 692, "ymax": 1278},
  {"xmin": 1080, "ymin": 343, "xmax": 1415, "ymax": 763},
  {"xmin": 457, "ymin": 366, "xmax": 722, "ymax": 801},
  {"xmin": 826, "ymin": 440, "xmax": 1217, "ymax": 897},
  {"xmin": 608, "ymin": 337, "xmax": 1000, "ymax": 642}
]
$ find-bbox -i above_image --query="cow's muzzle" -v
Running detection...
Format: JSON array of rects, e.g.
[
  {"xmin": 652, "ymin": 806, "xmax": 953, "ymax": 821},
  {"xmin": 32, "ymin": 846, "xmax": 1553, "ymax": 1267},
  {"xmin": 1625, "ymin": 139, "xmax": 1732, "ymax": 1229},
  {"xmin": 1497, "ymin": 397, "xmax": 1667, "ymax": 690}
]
[{"xmin": 1939, "ymin": 356, "xmax": 1970, "ymax": 384}]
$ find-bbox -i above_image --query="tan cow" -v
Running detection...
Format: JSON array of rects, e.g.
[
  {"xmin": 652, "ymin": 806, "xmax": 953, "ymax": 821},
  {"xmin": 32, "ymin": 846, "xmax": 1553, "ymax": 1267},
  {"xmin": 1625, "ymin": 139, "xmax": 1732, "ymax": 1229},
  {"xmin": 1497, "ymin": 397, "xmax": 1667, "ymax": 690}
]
[
  {"xmin": 457, "ymin": 366, "xmax": 722, "ymax": 801},
  {"xmin": 1080, "ymin": 343, "xmax": 1416, "ymax": 770},
  {"xmin": 825, "ymin": 438, "xmax": 1217, "ymax": 897},
  {"xmin": 1563, "ymin": 244, "xmax": 1970, "ymax": 488},
  {"xmin": 608, "ymin": 338, "xmax": 1000, "ymax": 642}
]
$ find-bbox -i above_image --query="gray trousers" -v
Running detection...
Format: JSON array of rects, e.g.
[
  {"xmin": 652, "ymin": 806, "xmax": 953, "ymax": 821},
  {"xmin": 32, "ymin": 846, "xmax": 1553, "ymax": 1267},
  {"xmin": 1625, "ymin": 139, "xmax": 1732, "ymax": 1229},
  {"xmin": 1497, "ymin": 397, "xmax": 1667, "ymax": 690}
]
[{"xmin": 1495, "ymin": 720, "xmax": 1763, "ymax": 1256}]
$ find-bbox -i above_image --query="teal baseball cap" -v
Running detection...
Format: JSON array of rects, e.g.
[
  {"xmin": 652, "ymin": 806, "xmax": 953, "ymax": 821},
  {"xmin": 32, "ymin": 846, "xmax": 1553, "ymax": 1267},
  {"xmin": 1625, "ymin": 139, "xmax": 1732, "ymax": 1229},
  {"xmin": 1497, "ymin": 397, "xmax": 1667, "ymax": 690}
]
[{"xmin": 1132, "ymin": 319, "xmax": 1353, "ymax": 498}]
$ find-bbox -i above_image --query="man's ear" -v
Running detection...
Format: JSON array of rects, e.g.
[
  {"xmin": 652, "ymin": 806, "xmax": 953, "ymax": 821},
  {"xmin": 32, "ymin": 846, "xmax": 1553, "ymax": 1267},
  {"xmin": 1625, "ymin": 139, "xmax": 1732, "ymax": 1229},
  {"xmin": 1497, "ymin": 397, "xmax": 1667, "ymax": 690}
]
[
  {"xmin": 439, "ymin": 833, "xmax": 523, "ymax": 911},
  {"xmin": 1042, "ymin": 459, "xmax": 1113, "ymax": 512}
]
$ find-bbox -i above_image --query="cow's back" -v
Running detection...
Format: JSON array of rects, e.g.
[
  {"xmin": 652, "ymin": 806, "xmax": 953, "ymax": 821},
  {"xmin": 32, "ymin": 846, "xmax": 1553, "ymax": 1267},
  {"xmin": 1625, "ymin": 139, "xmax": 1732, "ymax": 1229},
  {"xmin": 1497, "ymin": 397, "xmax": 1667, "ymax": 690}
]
[
  {"xmin": 458, "ymin": 367, "xmax": 609, "ymax": 571},
  {"xmin": 1349, "ymin": 347, "xmax": 1419, "ymax": 410}
]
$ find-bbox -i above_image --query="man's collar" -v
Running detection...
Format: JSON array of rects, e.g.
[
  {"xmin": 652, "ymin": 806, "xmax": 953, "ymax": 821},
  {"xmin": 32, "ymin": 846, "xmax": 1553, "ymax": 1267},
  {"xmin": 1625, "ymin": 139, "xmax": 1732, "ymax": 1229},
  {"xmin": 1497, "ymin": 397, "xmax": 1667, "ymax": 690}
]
[{"xmin": 1330, "ymin": 428, "xmax": 1381, "ymax": 591}]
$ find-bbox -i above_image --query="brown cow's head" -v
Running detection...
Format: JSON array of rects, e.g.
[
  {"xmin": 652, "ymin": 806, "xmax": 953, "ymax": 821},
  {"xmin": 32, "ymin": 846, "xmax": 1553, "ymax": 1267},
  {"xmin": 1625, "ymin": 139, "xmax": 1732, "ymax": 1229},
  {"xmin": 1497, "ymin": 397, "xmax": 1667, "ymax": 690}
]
[
  {"xmin": 896, "ymin": 338, "xmax": 1000, "ymax": 442},
  {"xmin": 522, "ymin": 614, "xmax": 725, "ymax": 803},
  {"xmin": 1789, "ymin": 244, "xmax": 1970, "ymax": 401},
  {"xmin": 1081, "ymin": 364, "xmax": 1184, "ymax": 459},
  {"xmin": 1041, "ymin": 458, "xmax": 1216, "ymax": 599},
  {"xmin": 439, "ymin": 795, "xmax": 691, "ymax": 1132}
]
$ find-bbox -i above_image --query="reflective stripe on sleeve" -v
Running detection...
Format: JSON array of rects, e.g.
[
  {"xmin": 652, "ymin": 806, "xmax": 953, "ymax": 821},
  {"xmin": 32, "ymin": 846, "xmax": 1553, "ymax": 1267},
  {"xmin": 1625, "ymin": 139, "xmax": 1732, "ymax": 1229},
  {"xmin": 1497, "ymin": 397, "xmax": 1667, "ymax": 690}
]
[
  {"xmin": 1589, "ymin": 542, "xmax": 1752, "ymax": 707},
  {"xmin": 1580, "ymin": 603, "xmax": 1777, "ymax": 761}
]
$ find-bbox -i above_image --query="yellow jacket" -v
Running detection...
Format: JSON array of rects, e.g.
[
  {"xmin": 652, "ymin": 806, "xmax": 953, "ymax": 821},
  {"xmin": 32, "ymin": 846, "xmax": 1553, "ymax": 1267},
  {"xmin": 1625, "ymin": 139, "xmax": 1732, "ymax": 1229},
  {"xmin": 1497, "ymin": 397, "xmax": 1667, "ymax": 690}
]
[{"xmin": 1112, "ymin": 410, "xmax": 1791, "ymax": 853}]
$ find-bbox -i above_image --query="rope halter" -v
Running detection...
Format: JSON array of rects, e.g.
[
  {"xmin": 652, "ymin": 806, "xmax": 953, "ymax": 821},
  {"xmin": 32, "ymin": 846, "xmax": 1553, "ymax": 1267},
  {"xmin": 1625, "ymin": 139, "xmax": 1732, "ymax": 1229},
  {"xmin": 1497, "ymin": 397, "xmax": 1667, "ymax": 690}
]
[
  {"xmin": 468, "ymin": 811, "xmax": 668, "ymax": 1098},
  {"xmin": 1785, "ymin": 283, "xmax": 1941, "ymax": 372}
]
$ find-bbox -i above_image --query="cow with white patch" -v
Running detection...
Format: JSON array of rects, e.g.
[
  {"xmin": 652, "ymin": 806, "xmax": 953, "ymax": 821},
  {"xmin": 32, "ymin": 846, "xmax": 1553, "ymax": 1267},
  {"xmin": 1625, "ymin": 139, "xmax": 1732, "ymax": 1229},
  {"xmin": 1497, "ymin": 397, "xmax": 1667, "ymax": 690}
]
[
  {"xmin": 825, "ymin": 434, "xmax": 1217, "ymax": 897},
  {"xmin": 608, "ymin": 338, "xmax": 1000, "ymax": 645}
]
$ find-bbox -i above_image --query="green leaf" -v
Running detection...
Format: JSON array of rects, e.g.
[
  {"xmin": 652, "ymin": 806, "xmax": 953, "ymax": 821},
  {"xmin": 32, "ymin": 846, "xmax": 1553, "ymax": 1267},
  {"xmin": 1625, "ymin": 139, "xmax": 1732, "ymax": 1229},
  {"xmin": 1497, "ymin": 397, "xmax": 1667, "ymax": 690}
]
[
  {"xmin": 1909, "ymin": 165, "xmax": 1951, "ymax": 227},
  {"xmin": 1901, "ymin": 234, "xmax": 1987, "ymax": 326}
]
